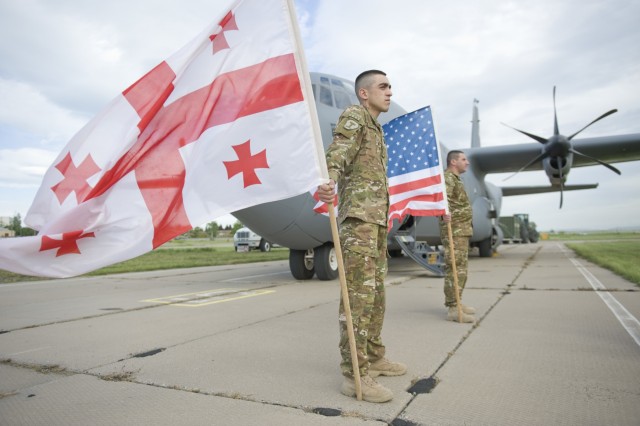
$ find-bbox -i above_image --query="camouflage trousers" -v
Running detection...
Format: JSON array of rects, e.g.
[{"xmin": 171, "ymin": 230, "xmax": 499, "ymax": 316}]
[
  {"xmin": 338, "ymin": 218, "xmax": 388, "ymax": 378},
  {"xmin": 441, "ymin": 235, "xmax": 469, "ymax": 307}
]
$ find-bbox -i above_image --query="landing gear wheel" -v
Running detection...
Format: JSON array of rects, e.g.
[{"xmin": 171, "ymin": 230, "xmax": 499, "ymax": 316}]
[
  {"xmin": 478, "ymin": 237, "xmax": 492, "ymax": 257},
  {"xmin": 388, "ymin": 249, "xmax": 402, "ymax": 258},
  {"xmin": 314, "ymin": 243, "xmax": 339, "ymax": 280},
  {"xmin": 289, "ymin": 249, "xmax": 315, "ymax": 280}
]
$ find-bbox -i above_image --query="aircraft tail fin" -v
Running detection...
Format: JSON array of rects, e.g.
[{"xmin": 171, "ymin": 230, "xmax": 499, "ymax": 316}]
[{"xmin": 471, "ymin": 99, "xmax": 481, "ymax": 148}]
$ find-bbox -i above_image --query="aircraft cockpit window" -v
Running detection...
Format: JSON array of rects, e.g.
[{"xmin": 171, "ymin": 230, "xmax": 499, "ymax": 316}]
[
  {"xmin": 319, "ymin": 85, "xmax": 333, "ymax": 107},
  {"xmin": 334, "ymin": 90, "xmax": 351, "ymax": 109},
  {"xmin": 320, "ymin": 76, "xmax": 330, "ymax": 84},
  {"xmin": 331, "ymin": 79, "xmax": 344, "ymax": 87}
]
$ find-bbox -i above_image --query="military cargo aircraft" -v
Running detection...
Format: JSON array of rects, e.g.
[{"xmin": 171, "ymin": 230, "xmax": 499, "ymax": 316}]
[{"xmin": 232, "ymin": 72, "xmax": 640, "ymax": 280}]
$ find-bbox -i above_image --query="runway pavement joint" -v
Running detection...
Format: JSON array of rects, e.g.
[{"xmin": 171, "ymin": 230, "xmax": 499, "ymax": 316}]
[{"xmin": 0, "ymin": 358, "xmax": 71, "ymax": 377}]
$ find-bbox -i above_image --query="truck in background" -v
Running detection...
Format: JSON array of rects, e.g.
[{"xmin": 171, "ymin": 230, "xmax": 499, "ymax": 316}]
[
  {"xmin": 499, "ymin": 214, "xmax": 539, "ymax": 244},
  {"xmin": 233, "ymin": 227, "xmax": 276, "ymax": 252}
]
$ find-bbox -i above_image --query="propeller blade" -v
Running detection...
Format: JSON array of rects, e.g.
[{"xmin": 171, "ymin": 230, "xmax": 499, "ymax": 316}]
[
  {"xmin": 501, "ymin": 122, "xmax": 548, "ymax": 144},
  {"xmin": 559, "ymin": 180, "xmax": 564, "ymax": 208},
  {"xmin": 567, "ymin": 109, "xmax": 618, "ymax": 141},
  {"xmin": 558, "ymin": 157, "xmax": 564, "ymax": 208},
  {"xmin": 570, "ymin": 148, "xmax": 622, "ymax": 174},
  {"xmin": 553, "ymin": 86, "xmax": 559, "ymax": 136},
  {"xmin": 503, "ymin": 151, "xmax": 549, "ymax": 181}
]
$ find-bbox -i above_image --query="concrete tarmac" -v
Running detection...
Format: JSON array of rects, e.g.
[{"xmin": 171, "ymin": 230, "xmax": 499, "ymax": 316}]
[{"xmin": 1, "ymin": 240, "xmax": 639, "ymax": 425}]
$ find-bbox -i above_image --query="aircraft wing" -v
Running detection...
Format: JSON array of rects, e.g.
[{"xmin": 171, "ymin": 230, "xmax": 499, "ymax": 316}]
[
  {"xmin": 501, "ymin": 184, "xmax": 598, "ymax": 196},
  {"xmin": 466, "ymin": 133, "xmax": 640, "ymax": 175}
]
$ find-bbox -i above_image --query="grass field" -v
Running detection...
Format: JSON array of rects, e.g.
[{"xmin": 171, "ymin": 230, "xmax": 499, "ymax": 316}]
[
  {"xmin": 544, "ymin": 231, "xmax": 640, "ymax": 241},
  {"xmin": 565, "ymin": 240, "xmax": 640, "ymax": 285}
]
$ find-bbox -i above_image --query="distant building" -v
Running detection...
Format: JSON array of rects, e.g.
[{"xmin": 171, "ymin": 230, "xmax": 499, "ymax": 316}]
[{"xmin": 0, "ymin": 227, "xmax": 15, "ymax": 238}]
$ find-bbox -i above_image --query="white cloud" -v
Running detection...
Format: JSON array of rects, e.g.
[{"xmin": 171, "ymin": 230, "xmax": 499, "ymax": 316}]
[
  {"xmin": 0, "ymin": 147, "xmax": 57, "ymax": 188},
  {"xmin": 0, "ymin": 79, "xmax": 86, "ymax": 146}
]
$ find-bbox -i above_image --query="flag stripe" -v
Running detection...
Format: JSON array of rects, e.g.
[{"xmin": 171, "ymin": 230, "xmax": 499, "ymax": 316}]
[
  {"xmin": 123, "ymin": 62, "xmax": 176, "ymax": 132},
  {"xmin": 388, "ymin": 174, "xmax": 441, "ymax": 196},
  {"xmin": 390, "ymin": 193, "xmax": 445, "ymax": 211}
]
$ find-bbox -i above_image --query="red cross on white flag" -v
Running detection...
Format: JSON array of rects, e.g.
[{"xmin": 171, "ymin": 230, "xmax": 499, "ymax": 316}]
[{"xmin": 0, "ymin": 0, "xmax": 328, "ymax": 278}]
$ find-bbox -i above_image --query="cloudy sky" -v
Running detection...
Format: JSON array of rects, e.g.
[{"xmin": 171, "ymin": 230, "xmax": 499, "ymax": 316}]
[{"xmin": 1, "ymin": 0, "xmax": 639, "ymax": 231}]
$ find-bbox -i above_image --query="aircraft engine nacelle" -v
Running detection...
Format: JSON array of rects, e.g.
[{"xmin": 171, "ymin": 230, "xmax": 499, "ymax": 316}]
[
  {"xmin": 232, "ymin": 193, "xmax": 331, "ymax": 251},
  {"xmin": 542, "ymin": 149, "xmax": 573, "ymax": 186}
]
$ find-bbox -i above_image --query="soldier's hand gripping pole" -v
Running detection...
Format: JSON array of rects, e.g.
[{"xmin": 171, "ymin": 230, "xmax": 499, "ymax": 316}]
[
  {"xmin": 328, "ymin": 202, "xmax": 362, "ymax": 400},
  {"xmin": 446, "ymin": 222, "xmax": 463, "ymax": 323}
]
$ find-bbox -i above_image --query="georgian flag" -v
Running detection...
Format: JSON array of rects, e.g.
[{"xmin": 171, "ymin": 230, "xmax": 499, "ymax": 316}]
[{"xmin": 0, "ymin": 0, "xmax": 327, "ymax": 278}]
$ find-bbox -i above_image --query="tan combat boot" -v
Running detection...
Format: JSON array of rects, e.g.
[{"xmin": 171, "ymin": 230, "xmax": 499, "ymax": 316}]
[
  {"xmin": 341, "ymin": 375, "xmax": 393, "ymax": 403},
  {"xmin": 369, "ymin": 357, "xmax": 407, "ymax": 378},
  {"xmin": 447, "ymin": 306, "xmax": 475, "ymax": 323},
  {"xmin": 461, "ymin": 304, "xmax": 476, "ymax": 315}
]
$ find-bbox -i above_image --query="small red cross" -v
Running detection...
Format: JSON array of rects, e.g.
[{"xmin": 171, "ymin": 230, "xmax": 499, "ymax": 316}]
[
  {"xmin": 51, "ymin": 152, "xmax": 101, "ymax": 204},
  {"xmin": 40, "ymin": 230, "xmax": 96, "ymax": 257},
  {"xmin": 223, "ymin": 140, "xmax": 269, "ymax": 188},
  {"xmin": 209, "ymin": 11, "xmax": 239, "ymax": 54}
]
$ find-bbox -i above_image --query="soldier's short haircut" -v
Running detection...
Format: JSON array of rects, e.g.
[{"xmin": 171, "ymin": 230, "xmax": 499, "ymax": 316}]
[
  {"xmin": 355, "ymin": 70, "xmax": 387, "ymax": 100},
  {"xmin": 447, "ymin": 150, "xmax": 465, "ymax": 165}
]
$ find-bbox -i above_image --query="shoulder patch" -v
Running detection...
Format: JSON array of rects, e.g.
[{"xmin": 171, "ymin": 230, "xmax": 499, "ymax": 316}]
[
  {"xmin": 335, "ymin": 106, "xmax": 365, "ymax": 138},
  {"xmin": 343, "ymin": 119, "xmax": 360, "ymax": 131}
]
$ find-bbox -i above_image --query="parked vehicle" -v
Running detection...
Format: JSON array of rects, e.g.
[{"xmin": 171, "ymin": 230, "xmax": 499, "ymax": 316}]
[
  {"xmin": 233, "ymin": 227, "xmax": 276, "ymax": 252},
  {"xmin": 499, "ymin": 214, "xmax": 539, "ymax": 243}
]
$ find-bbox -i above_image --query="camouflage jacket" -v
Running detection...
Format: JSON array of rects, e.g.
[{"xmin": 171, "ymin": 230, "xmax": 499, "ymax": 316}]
[
  {"xmin": 440, "ymin": 170, "xmax": 473, "ymax": 237},
  {"xmin": 325, "ymin": 105, "xmax": 389, "ymax": 226}
]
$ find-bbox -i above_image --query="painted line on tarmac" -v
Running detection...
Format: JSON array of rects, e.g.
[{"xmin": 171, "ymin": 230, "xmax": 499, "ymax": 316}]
[
  {"xmin": 221, "ymin": 271, "xmax": 290, "ymax": 282},
  {"xmin": 141, "ymin": 288, "xmax": 275, "ymax": 307},
  {"xmin": 566, "ymin": 255, "xmax": 640, "ymax": 348},
  {"xmin": 7, "ymin": 346, "xmax": 52, "ymax": 356}
]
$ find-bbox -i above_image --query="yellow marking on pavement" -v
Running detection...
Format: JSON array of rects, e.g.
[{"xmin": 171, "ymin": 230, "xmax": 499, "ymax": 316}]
[{"xmin": 142, "ymin": 288, "xmax": 275, "ymax": 307}]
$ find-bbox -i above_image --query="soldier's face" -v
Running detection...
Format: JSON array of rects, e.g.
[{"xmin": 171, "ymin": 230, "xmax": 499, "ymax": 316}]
[
  {"xmin": 452, "ymin": 154, "xmax": 469, "ymax": 174},
  {"xmin": 362, "ymin": 75, "xmax": 392, "ymax": 116}
]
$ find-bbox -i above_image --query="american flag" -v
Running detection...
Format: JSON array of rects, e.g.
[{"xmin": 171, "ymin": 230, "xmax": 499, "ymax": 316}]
[{"xmin": 385, "ymin": 106, "xmax": 447, "ymax": 225}]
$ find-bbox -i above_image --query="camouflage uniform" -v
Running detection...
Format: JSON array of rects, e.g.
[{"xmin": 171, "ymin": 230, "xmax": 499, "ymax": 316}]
[
  {"xmin": 438, "ymin": 170, "xmax": 473, "ymax": 307},
  {"xmin": 325, "ymin": 105, "xmax": 390, "ymax": 378}
]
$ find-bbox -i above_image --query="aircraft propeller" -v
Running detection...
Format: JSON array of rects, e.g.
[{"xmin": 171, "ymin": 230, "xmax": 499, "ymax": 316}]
[{"xmin": 502, "ymin": 86, "xmax": 621, "ymax": 208}]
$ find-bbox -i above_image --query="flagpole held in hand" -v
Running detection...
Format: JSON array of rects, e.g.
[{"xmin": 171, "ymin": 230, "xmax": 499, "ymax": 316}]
[
  {"xmin": 328, "ymin": 202, "xmax": 362, "ymax": 401},
  {"xmin": 446, "ymin": 222, "xmax": 463, "ymax": 323}
]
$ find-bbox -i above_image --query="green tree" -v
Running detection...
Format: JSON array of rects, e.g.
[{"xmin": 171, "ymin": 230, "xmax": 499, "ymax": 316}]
[
  {"xmin": 8, "ymin": 213, "xmax": 22, "ymax": 236},
  {"xmin": 21, "ymin": 227, "xmax": 36, "ymax": 236},
  {"xmin": 205, "ymin": 221, "xmax": 219, "ymax": 239},
  {"xmin": 231, "ymin": 221, "xmax": 243, "ymax": 235},
  {"xmin": 188, "ymin": 226, "xmax": 207, "ymax": 238}
]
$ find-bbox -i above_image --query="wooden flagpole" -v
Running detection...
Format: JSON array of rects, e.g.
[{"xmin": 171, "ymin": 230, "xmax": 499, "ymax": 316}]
[
  {"xmin": 283, "ymin": 0, "xmax": 360, "ymax": 399},
  {"xmin": 446, "ymin": 222, "xmax": 463, "ymax": 323},
  {"xmin": 328, "ymin": 202, "xmax": 362, "ymax": 400}
]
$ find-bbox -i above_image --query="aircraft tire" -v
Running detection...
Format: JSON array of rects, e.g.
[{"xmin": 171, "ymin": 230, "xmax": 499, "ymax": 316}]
[
  {"xmin": 388, "ymin": 249, "xmax": 402, "ymax": 258},
  {"xmin": 478, "ymin": 237, "xmax": 492, "ymax": 257},
  {"xmin": 289, "ymin": 249, "xmax": 315, "ymax": 280},
  {"xmin": 314, "ymin": 243, "xmax": 339, "ymax": 281}
]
